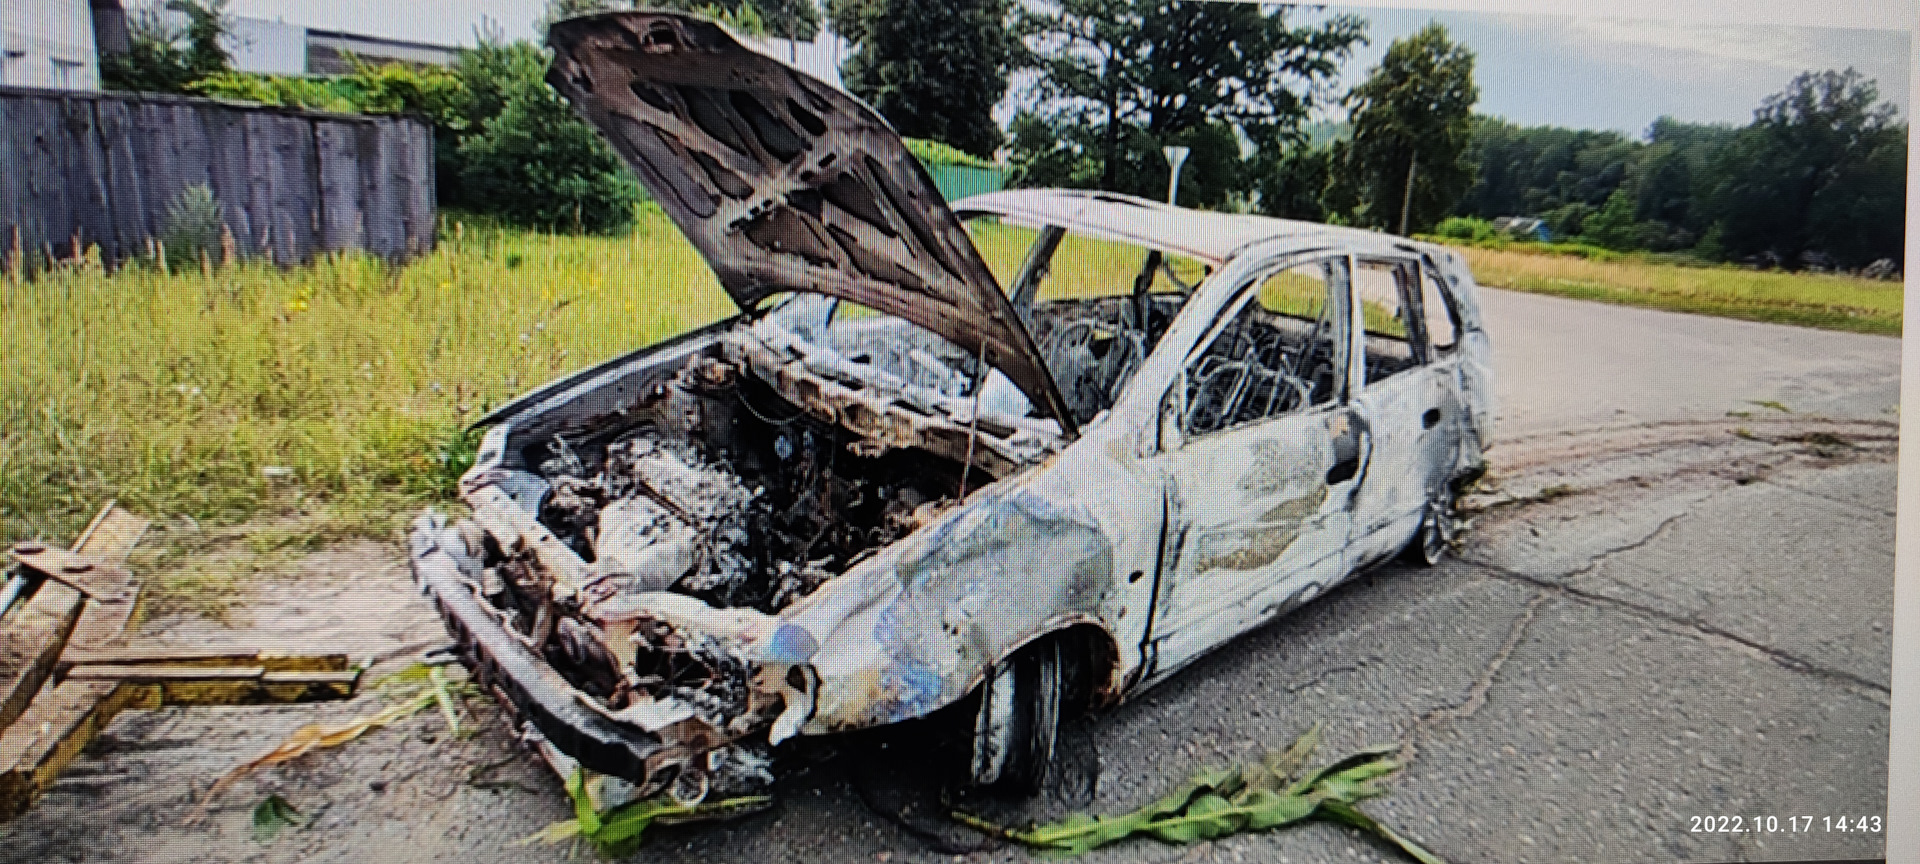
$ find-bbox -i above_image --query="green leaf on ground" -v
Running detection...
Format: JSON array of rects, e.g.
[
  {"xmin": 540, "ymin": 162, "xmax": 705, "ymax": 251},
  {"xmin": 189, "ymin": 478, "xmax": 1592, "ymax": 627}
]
[
  {"xmin": 524, "ymin": 767, "xmax": 773, "ymax": 857},
  {"xmin": 250, "ymin": 794, "xmax": 305, "ymax": 842},
  {"xmin": 952, "ymin": 726, "xmax": 1449, "ymax": 863}
]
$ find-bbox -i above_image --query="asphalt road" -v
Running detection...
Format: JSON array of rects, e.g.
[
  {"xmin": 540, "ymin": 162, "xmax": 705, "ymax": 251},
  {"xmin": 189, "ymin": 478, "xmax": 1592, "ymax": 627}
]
[{"xmin": 3, "ymin": 288, "xmax": 1900, "ymax": 864}]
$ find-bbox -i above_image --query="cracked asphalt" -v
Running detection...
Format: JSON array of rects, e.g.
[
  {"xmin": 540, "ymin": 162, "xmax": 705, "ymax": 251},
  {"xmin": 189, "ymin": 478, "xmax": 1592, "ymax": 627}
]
[{"xmin": 1, "ymin": 288, "xmax": 1899, "ymax": 863}]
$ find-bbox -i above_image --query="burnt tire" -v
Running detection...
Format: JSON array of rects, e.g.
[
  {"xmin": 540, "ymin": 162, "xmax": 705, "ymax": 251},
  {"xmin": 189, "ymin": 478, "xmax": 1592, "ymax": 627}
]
[
  {"xmin": 968, "ymin": 637, "xmax": 1062, "ymax": 795},
  {"xmin": 1403, "ymin": 484, "xmax": 1457, "ymax": 567}
]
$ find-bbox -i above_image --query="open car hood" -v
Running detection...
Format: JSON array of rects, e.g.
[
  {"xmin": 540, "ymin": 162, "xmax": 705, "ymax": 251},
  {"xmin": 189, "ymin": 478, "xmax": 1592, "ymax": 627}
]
[{"xmin": 545, "ymin": 12, "xmax": 1075, "ymax": 433}]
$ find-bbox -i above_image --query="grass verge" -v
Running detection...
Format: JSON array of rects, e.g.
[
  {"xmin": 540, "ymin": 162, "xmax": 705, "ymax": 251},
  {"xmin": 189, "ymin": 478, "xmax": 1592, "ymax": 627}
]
[{"xmin": 1440, "ymin": 243, "xmax": 1902, "ymax": 336}]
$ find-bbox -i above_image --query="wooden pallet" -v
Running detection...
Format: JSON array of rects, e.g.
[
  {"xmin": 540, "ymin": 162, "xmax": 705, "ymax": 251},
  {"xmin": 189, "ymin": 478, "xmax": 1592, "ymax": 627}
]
[{"xmin": 0, "ymin": 503, "xmax": 362, "ymax": 821}]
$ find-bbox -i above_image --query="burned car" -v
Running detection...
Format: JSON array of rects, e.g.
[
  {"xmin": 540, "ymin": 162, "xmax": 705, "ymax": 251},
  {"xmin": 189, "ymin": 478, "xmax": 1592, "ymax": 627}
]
[{"xmin": 407, "ymin": 11, "xmax": 1494, "ymax": 802}]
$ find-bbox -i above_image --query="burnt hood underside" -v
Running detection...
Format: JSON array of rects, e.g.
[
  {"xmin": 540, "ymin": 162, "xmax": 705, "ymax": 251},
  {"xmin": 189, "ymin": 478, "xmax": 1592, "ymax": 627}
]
[{"xmin": 545, "ymin": 12, "xmax": 1075, "ymax": 433}]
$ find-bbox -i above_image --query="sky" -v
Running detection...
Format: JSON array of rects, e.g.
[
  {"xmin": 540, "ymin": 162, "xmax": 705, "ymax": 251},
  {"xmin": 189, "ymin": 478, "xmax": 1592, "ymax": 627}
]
[
  {"xmin": 212, "ymin": 0, "xmax": 1915, "ymax": 139},
  {"xmin": 1320, "ymin": 7, "xmax": 1911, "ymax": 135}
]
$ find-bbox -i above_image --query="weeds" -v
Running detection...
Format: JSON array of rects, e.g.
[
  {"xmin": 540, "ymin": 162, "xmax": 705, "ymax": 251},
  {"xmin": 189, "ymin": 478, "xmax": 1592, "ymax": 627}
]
[
  {"xmin": 952, "ymin": 724, "xmax": 1446, "ymax": 862},
  {"xmin": 250, "ymin": 794, "xmax": 306, "ymax": 842},
  {"xmin": 526, "ymin": 767, "xmax": 771, "ymax": 857},
  {"xmin": 1534, "ymin": 484, "xmax": 1577, "ymax": 503},
  {"xmin": 198, "ymin": 663, "xmax": 478, "ymax": 816},
  {"xmin": 1, "ymin": 209, "xmax": 730, "ymax": 552}
]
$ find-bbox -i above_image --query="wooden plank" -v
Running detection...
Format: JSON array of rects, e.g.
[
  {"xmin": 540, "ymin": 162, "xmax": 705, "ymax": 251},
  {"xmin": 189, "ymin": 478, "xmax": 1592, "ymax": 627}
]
[
  {"xmin": 200, "ymin": 104, "xmax": 256, "ymax": 258},
  {"xmin": 315, "ymin": 119, "xmax": 366, "ymax": 252},
  {"xmin": 92, "ymin": 98, "xmax": 149, "ymax": 263},
  {"xmin": 0, "ymin": 582, "xmax": 85, "ymax": 733},
  {"xmin": 358, "ymin": 118, "xmax": 404, "ymax": 257},
  {"xmin": 127, "ymin": 99, "xmax": 215, "ymax": 251},
  {"xmin": 154, "ymin": 671, "xmax": 359, "ymax": 706},
  {"xmin": 71, "ymin": 503, "xmax": 149, "ymax": 564},
  {"xmin": 242, "ymin": 111, "xmax": 281, "ymax": 261},
  {"xmin": 122, "ymin": 99, "xmax": 171, "ymax": 246},
  {"xmin": 56, "ymin": 97, "xmax": 114, "ymax": 262},
  {"xmin": 273, "ymin": 114, "xmax": 320, "ymax": 263},
  {"xmin": 0, "ymin": 94, "xmax": 17, "ymax": 274},
  {"xmin": 7, "ymin": 547, "xmax": 132, "ymax": 598},
  {"xmin": 246, "ymin": 112, "xmax": 321, "ymax": 264},
  {"xmin": 64, "ymin": 665, "xmax": 265, "ymax": 683},
  {"xmin": 259, "ymin": 670, "xmax": 361, "ymax": 686},
  {"xmin": 61, "ymin": 648, "xmax": 351, "ymax": 671},
  {"xmin": 0, "ymin": 680, "xmax": 132, "ymax": 822},
  {"xmin": 0, "ymin": 502, "xmax": 141, "ymax": 733},
  {"xmin": 8, "ymin": 96, "xmax": 66, "ymax": 266},
  {"xmin": 401, "ymin": 120, "xmax": 437, "ymax": 256}
]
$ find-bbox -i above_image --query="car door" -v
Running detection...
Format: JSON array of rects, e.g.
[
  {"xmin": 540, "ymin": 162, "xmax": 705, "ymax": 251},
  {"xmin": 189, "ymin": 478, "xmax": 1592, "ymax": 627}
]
[
  {"xmin": 1143, "ymin": 254, "xmax": 1366, "ymax": 675},
  {"xmin": 1345, "ymin": 257, "xmax": 1458, "ymax": 565}
]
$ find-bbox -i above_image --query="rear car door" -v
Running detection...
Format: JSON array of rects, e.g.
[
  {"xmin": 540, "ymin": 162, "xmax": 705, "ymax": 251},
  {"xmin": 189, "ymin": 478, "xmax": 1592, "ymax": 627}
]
[
  {"xmin": 1345, "ymin": 257, "xmax": 1459, "ymax": 565},
  {"xmin": 1145, "ymin": 255, "xmax": 1366, "ymax": 673}
]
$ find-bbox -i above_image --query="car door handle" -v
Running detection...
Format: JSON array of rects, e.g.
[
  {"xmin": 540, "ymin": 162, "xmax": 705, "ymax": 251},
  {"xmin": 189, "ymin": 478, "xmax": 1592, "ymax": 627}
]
[
  {"xmin": 1422, "ymin": 408, "xmax": 1442, "ymax": 429},
  {"xmin": 1327, "ymin": 456, "xmax": 1360, "ymax": 485}
]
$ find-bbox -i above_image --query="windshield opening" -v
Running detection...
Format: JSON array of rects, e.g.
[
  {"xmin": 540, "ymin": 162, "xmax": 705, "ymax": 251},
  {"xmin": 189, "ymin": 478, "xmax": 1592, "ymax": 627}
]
[{"xmin": 965, "ymin": 216, "xmax": 1208, "ymax": 426}]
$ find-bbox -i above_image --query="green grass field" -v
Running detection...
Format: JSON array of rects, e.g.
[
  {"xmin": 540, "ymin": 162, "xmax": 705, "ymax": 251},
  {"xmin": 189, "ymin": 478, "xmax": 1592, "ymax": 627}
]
[
  {"xmin": 1446, "ymin": 243, "xmax": 1903, "ymax": 336},
  {"xmin": 2, "ymin": 210, "xmax": 1899, "ymax": 609}
]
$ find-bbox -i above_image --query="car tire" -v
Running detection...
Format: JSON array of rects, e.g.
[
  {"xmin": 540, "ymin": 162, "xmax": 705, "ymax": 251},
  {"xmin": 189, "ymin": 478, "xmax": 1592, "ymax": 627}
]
[
  {"xmin": 968, "ymin": 637, "xmax": 1062, "ymax": 794},
  {"xmin": 1404, "ymin": 484, "xmax": 1457, "ymax": 567}
]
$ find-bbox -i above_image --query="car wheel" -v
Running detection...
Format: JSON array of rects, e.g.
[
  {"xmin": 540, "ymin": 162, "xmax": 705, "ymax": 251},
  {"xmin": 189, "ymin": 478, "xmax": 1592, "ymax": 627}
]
[
  {"xmin": 969, "ymin": 637, "xmax": 1062, "ymax": 794},
  {"xmin": 1404, "ymin": 484, "xmax": 1457, "ymax": 567}
]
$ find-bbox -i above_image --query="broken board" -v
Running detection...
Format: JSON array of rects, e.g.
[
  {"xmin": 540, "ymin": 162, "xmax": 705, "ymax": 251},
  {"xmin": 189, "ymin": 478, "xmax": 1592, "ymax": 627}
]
[{"xmin": 0, "ymin": 504, "xmax": 363, "ymax": 821}]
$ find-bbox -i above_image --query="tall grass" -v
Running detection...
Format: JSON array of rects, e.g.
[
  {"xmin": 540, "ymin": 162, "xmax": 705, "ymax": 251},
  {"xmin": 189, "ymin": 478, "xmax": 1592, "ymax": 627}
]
[
  {"xmin": 1448, "ymin": 244, "xmax": 1903, "ymax": 336},
  {"xmin": 1, "ymin": 208, "xmax": 730, "ymax": 544}
]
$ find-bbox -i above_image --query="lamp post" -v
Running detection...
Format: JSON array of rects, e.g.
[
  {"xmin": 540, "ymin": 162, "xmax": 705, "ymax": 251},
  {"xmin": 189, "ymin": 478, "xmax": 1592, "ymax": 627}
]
[{"xmin": 1163, "ymin": 145, "xmax": 1190, "ymax": 205}]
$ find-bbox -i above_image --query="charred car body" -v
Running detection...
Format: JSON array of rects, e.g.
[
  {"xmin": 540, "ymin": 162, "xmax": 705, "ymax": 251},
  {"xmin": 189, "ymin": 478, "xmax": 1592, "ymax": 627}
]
[{"xmin": 408, "ymin": 11, "xmax": 1494, "ymax": 801}]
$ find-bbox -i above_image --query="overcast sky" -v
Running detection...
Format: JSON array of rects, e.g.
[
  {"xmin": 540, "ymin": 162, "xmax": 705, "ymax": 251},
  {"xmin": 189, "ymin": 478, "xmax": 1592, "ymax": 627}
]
[{"xmin": 215, "ymin": 0, "xmax": 1914, "ymax": 138}]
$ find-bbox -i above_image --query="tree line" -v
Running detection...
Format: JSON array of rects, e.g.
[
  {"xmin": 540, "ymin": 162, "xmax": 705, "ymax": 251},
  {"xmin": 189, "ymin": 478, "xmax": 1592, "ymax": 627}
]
[
  {"xmin": 1439, "ymin": 69, "xmax": 1907, "ymax": 270},
  {"xmin": 103, "ymin": 1, "xmax": 1906, "ymax": 271},
  {"xmin": 828, "ymin": 0, "xmax": 1904, "ymax": 272}
]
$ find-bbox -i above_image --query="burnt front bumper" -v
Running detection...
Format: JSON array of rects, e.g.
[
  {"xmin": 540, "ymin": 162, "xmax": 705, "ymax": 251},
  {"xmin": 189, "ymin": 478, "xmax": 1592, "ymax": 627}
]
[{"xmin": 407, "ymin": 512, "xmax": 670, "ymax": 785}]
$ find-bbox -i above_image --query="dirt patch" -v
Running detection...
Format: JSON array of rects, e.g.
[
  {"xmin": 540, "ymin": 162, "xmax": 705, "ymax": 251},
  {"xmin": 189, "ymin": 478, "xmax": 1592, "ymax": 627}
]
[
  {"xmin": 130, "ymin": 539, "xmax": 446, "ymax": 672},
  {"xmin": 0, "ymin": 537, "xmax": 579, "ymax": 864}
]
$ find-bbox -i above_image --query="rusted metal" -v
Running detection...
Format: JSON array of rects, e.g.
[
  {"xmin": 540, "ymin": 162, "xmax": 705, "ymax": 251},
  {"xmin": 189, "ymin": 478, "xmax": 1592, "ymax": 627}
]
[{"xmin": 545, "ymin": 11, "xmax": 1077, "ymax": 435}]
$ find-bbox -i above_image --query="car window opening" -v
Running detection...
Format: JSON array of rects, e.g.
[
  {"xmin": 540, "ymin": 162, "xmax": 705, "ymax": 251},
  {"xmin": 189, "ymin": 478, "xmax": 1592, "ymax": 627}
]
[
  {"xmin": 968, "ymin": 217, "xmax": 1205, "ymax": 426},
  {"xmin": 1354, "ymin": 258, "xmax": 1425, "ymax": 384},
  {"xmin": 1180, "ymin": 256, "xmax": 1350, "ymax": 438}
]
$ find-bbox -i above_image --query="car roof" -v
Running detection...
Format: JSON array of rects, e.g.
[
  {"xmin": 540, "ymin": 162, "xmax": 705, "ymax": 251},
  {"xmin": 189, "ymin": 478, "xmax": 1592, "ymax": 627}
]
[{"xmin": 953, "ymin": 189, "xmax": 1434, "ymax": 266}]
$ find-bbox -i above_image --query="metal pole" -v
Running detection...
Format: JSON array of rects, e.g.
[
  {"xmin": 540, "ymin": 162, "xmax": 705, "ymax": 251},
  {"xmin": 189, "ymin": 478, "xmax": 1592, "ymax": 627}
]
[
  {"xmin": 1398, "ymin": 155, "xmax": 1418, "ymax": 236},
  {"xmin": 1163, "ymin": 146, "xmax": 1190, "ymax": 205},
  {"xmin": 0, "ymin": 572, "xmax": 31, "ymax": 622}
]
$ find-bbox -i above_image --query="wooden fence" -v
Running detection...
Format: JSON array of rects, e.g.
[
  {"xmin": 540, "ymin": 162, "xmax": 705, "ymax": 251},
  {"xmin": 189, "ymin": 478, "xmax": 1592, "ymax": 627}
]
[{"xmin": 0, "ymin": 86, "xmax": 434, "ymax": 272}]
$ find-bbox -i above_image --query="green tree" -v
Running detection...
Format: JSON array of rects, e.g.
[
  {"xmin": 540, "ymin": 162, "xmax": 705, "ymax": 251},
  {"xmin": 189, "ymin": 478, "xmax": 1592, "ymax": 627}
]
[
  {"xmin": 1253, "ymin": 144, "xmax": 1334, "ymax": 221},
  {"xmin": 100, "ymin": 0, "xmax": 232, "ymax": 94},
  {"xmin": 1701, "ymin": 68, "xmax": 1906, "ymax": 269},
  {"xmin": 1332, "ymin": 22, "xmax": 1477, "ymax": 233},
  {"xmin": 453, "ymin": 38, "xmax": 643, "ymax": 232},
  {"xmin": 829, "ymin": 0, "xmax": 1013, "ymax": 158},
  {"xmin": 1009, "ymin": 0, "xmax": 1365, "ymax": 206},
  {"xmin": 1579, "ymin": 187, "xmax": 1640, "ymax": 250},
  {"xmin": 541, "ymin": 0, "xmax": 795, "ymax": 39}
]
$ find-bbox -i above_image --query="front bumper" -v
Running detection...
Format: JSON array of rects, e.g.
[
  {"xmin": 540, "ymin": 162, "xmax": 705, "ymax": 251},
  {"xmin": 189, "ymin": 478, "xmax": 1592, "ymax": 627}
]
[{"xmin": 407, "ymin": 513, "xmax": 673, "ymax": 787}]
